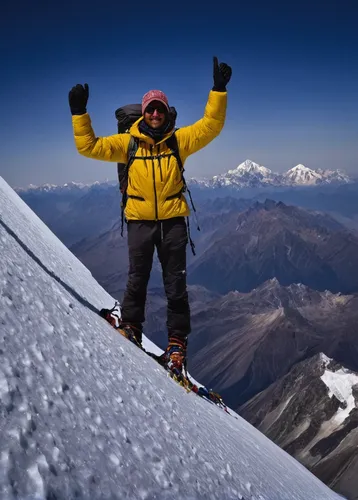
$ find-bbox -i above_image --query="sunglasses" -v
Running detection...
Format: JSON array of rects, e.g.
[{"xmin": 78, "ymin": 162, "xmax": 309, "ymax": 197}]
[{"xmin": 145, "ymin": 104, "xmax": 167, "ymax": 115}]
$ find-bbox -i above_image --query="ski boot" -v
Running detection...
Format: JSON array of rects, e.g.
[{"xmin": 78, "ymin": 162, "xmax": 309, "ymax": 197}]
[
  {"xmin": 99, "ymin": 302, "xmax": 121, "ymax": 328},
  {"xmin": 117, "ymin": 323, "xmax": 143, "ymax": 349},
  {"xmin": 99, "ymin": 304, "xmax": 142, "ymax": 348},
  {"xmin": 157, "ymin": 335, "xmax": 191, "ymax": 389}
]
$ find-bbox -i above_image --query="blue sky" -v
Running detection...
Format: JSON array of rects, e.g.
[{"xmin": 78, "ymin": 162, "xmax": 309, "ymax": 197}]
[{"xmin": 1, "ymin": 0, "xmax": 357, "ymax": 188}]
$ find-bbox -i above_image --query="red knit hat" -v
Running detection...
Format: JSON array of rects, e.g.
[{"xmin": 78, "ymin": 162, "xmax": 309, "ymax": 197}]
[{"xmin": 141, "ymin": 90, "xmax": 169, "ymax": 115}]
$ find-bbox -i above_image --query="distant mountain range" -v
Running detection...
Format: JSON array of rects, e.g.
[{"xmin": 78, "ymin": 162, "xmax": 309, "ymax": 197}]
[
  {"xmin": 190, "ymin": 160, "xmax": 353, "ymax": 189},
  {"xmin": 16, "ymin": 173, "xmax": 358, "ymax": 302},
  {"xmin": 187, "ymin": 199, "xmax": 358, "ymax": 295},
  {"xmin": 29, "ymin": 196, "xmax": 358, "ymax": 301},
  {"xmin": 15, "ymin": 180, "xmax": 102, "ymax": 194},
  {"xmin": 15, "ymin": 161, "xmax": 354, "ymax": 197}
]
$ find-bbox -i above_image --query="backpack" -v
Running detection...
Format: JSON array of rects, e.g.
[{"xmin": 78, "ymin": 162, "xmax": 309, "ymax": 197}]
[{"xmin": 114, "ymin": 104, "xmax": 199, "ymax": 254}]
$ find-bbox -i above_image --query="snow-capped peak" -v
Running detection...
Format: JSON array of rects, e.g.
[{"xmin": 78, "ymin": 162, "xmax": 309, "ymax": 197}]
[
  {"xmin": 208, "ymin": 159, "xmax": 279, "ymax": 189},
  {"xmin": 319, "ymin": 353, "xmax": 332, "ymax": 366},
  {"xmin": 289, "ymin": 164, "xmax": 310, "ymax": 172},
  {"xmin": 228, "ymin": 159, "xmax": 272, "ymax": 177},
  {"xmin": 283, "ymin": 164, "xmax": 322, "ymax": 186}
]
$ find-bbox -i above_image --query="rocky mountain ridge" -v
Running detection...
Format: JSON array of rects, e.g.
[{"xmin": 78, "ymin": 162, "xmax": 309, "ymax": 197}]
[
  {"xmin": 187, "ymin": 199, "xmax": 358, "ymax": 295},
  {"xmin": 240, "ymin": 353, "xmax": 358, "ymax": 500}
]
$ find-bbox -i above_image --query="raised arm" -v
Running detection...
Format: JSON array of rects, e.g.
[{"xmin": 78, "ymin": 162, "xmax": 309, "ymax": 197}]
[
  {"xmin": 176, "ymin": 57, "xmax": 232, "ymax": 157},
  {"xmin": 69, "ymin": 84, "xmax": 128, "ymax": 163}
]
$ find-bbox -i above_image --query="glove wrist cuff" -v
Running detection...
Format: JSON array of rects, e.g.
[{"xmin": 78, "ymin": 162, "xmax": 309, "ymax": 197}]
[
  {"xmin": 212, "ymin": 86, "xmax": 226, "ymax": 92},
  {"xmin": 71, "ymin": 108, "xmax": 87, "ymax": 116}
]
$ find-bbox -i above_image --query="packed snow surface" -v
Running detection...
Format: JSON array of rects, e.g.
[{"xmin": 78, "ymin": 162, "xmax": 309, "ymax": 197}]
[{"xmin": 0, "ymin": 176, "xmax": 345, "ymax": 499}]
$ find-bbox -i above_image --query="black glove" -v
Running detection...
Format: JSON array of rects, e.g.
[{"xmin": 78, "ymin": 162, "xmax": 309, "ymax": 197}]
[
  {"xmin": 212, "ymin": 56, "xmax": 232, "ymax": 92},
  {"xmin": 68, "ymin": 83, "xmax": 89, "ymax": 115}
]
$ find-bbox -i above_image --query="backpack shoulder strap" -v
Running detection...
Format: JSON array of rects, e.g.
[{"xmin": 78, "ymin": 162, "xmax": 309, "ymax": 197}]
[
  {"xmin": 126, "ymin": 135, "xmax": 139, "ymax": 176},
  {"xmin": 166, "ymin": 130, "xmax": 183, "ymax": 172},
  {"xmin": 117, "ymin": 135, "xmax": 138, "ymax": 188},
  {"xmin": 166, "ymin": 130, "xmax": 200, "ymax": 255},
  {"xmin": 118, "ymin": 135, "xmax": 139, "ymax": 236}
]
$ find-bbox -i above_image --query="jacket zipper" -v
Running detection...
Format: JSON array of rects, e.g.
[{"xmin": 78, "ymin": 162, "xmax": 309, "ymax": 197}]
[
  {"xmin": 150, "ymin": 145, "xmax": 159, "ymax": 220},
  {"xmin": 157, "ymin": 145, "xmax": 163, "ymax": 181}
]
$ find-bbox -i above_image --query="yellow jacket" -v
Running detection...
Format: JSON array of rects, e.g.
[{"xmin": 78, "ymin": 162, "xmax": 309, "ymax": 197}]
[{"xmin": 72, "ymin": 90, "xmax": 227, "ymax": 221}]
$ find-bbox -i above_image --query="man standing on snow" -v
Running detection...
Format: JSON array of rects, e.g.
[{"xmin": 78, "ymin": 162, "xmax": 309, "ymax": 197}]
[{"xmin": 68, "ymin": 56, "xmax": 232, "ymax": 376}]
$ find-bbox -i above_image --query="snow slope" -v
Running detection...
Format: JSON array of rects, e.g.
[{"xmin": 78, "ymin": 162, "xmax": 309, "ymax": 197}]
[{"xmin": 0, "ymin": 176, "xmax": 345, "ymax": 500}]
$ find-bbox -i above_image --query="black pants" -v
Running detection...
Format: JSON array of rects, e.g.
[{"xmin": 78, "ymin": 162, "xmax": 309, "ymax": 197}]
[{"xmin": 120, "ymin": 217, "xmax": 190, "ymax": 339}]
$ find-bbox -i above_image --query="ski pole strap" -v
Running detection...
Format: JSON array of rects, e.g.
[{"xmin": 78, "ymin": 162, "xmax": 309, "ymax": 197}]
[
  {"xmin": 186, "ymin": 217, "xmax": 196, "ymax": 256},
  {"xmin": 121, "ymin": 208, "xmax": 124, "ymax": 237},
  {"xmin": 186, "ymin": 186, "xmax": 200, "ymax": 232}
]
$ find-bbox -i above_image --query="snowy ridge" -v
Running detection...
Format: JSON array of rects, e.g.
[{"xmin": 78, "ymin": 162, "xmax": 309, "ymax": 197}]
[
  {"xmin": 190, "ymin": 160, "xmax": 352, "ymax": 189},
  {"xmin": 0, "ymin": 175, "xmax": 345, "ymax": 499},
  {"xmin": 14, "ymin": 179, "xmax": 117, "ymax": 193}
]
